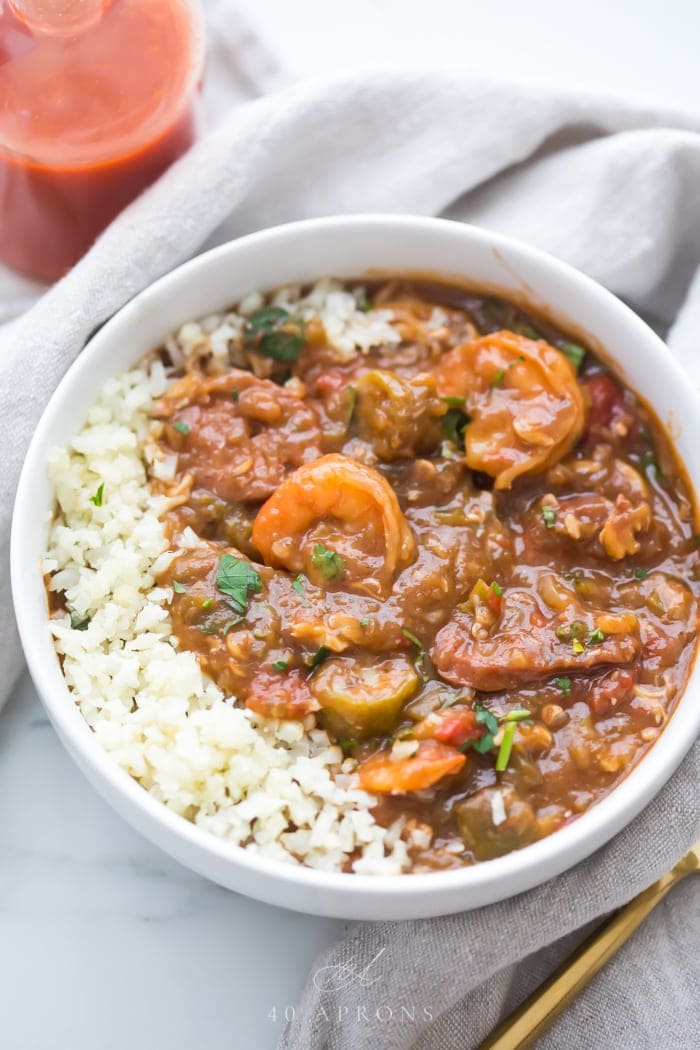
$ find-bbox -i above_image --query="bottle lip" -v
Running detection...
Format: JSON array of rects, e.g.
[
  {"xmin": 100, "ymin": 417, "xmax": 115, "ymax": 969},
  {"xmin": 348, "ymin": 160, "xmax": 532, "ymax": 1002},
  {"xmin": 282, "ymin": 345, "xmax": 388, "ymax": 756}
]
[
  {"xmin": 8, "ymin": 0, "xmax": 109, "ymax": 38},
  {"xmin": 0, "ymin": 0, "xmax": 206, "ymax": 170}
]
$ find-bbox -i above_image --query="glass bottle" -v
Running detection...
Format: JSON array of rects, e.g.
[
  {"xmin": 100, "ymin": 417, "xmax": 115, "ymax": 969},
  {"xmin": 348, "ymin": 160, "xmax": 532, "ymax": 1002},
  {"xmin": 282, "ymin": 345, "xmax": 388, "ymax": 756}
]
[{"xmin": 0, "ymin": 0, "xmax": 205, "ymax": 281}]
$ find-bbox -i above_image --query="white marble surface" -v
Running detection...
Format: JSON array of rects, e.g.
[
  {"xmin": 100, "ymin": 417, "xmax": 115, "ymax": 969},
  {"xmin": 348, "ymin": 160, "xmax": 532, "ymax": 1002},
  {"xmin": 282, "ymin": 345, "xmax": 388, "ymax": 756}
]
[{"xmin": 3, "ymin": 3, "xmax": 700, "ymax": 1049}]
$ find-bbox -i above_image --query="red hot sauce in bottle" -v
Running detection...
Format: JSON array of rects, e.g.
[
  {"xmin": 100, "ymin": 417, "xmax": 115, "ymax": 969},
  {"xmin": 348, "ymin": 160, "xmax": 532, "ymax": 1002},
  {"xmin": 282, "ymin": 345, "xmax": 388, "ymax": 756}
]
[{"xmin": 0, "ymin": 0, "xmax": 204, "ymax": 281}]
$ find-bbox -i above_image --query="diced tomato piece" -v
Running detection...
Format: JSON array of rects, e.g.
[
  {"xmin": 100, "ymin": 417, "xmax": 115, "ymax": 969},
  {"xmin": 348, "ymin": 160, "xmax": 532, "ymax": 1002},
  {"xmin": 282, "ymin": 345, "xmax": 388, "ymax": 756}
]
[
  {"xmin": 245, "ymin": 669, "xmax": 318, "ymax": 720},
  {"xmin": 358, "ymin": 739, "xmax": 466, "ymax": 794},
  {"xmin": 582, "ymin": 374, "xmax": 624, "ymax": 433},
  {"xmin": 413, "ymin": 708, "xmax": 483, "ymax": 748},
  {"xmin": 588, "ymin": 667, "xmax": 637, "ymax": 717},
  {"xmin": 314, "ymin": 371, "xmax": 347, "ymax": 395}
]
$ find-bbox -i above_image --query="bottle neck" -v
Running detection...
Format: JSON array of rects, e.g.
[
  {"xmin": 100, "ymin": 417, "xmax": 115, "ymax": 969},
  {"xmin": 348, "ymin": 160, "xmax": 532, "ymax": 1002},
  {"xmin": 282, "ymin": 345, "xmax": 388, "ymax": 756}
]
[{"xmin": 8, "ymin": 0, "xmax": 110, "ymax": 37}]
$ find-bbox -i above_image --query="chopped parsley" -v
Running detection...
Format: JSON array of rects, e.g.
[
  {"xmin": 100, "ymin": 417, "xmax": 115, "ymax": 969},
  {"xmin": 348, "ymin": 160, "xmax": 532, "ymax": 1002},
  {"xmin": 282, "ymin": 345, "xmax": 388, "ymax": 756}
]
[
  {"xmin": 587, "ymin": 627, "xmax": 606, "ymax": 646},
  {"xmin": 468, "ymin": 704, "xmax": 499, "ymax": 754},
  {"xmin": 495, "ymin": 721, "xmax": 517, "ymax": 772},
  {"xmin": 491, "ymin": 581, "xmax": 503, "ymax": 598},
  {"xmin": 244, "ymin": 306, "xmax": 305, "ymax": 362},
  {"xmin": 201, "ymin": 598, "xmax": 214, "ymax": 609},
  {"xmin": 231, "ymin": 388, "xmax": 239, "ymax": 402},
  {"xmin": 359, "ymin": 615, "xmax": 372, "ymax": 628},
  {"xmin": 89, "ymin": 482, "xmax": 104, "ymax": 507},
  {"xmin": 172, "ymin": 579, "xmax": 186, "ymax": 594},
  {"xmin": 70, "ymin": 611, "xmax": 90, "ymax": 631},
  {"xmin": 292, "ymin": 573, "xmax": 305, "ymax": 595},
  {"xmin": 311, "ymin": 544, "xmax": 346, "ymax": 580},
  {"xmin": 216, "ymin": 554, "xmax": 262, "ymax": 616},
  {"xmin": 401, "ymin": 627, "xmax": 427, "ymax": 678},
  {"xmin": 542, "ymin": 505, "xmax": 557, "ymax": 528},
  {"xmin": 554, "ymin": 676, "xmax": 572, "ymax": 696},
  {"xmin": 560, "ymin": 341, "xmax": 586, "ymax": 372},
  {"xmin": 306, "ymin": 646, "xmax": 330, "ymax": 672},
  {"xmin": 172, "ymin": 420, "xmax": 190, "ymax": 436},
  {"xmin": 272, "ymin": 659, "xmax": 289, "ymax": 672},
  {"xmin": 634, "ymin": 568, "xmax": 648, "ymax": 580},
  {"xmin": 441, "ymin": 407, "xmax": 470, "ymax": 445},
  {"xmin": 339, "ymin": 738, "xmax": 357, "ymax": 756},
  {"xmin": 440, "ymin": 395, "xmax": 466, "ymax": 408}
]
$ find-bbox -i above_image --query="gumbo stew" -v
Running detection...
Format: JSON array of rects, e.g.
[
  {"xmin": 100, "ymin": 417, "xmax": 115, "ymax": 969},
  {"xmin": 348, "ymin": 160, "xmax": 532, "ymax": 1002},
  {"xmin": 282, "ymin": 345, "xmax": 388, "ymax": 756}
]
[{"xmin": 151, "ymin": 279, "xmax": 699, "ymax": 870}]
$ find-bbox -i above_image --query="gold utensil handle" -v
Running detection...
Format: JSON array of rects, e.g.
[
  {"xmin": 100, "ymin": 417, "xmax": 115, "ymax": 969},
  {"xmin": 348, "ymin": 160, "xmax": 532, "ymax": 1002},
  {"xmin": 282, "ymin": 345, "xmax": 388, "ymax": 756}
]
[{"xmin": 480, "ymin": 862, "xmax": 692, "ymax": 1050}]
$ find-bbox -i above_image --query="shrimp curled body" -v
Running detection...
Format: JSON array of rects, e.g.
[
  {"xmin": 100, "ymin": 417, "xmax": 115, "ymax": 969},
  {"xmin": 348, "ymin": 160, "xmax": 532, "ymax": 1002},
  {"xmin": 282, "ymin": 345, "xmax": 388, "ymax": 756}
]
[
  {"xmin": 432, "ymin": 331, "xmax": 587, "ymax": 489},
  {"xmin": 252, "ymin": 453, "xmax": 416, "ymax": 596}
]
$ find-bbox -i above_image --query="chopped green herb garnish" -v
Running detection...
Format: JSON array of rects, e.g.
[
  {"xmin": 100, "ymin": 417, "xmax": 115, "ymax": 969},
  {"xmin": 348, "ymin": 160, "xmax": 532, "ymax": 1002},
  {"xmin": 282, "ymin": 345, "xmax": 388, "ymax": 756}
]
[
  {"xmin": 554, "ymin": 676, "xmax": 572, "ymax": 696},
  {"xmin": 231, "ymin": 388, "xmax": 239, "ymax": 402},
  {"xmin": 587, "ymin": 627, "xmax": 606, "ymax": 646},
  {"xmin": 491, "ymin": 581, "xmax": 503, "ymax": 597},
  {"xmin": 359, "ymin": 615, "xmax": 372, "ymax": 628},
  {"xmin": 311, "ymin": 544, "xmax": 346, "ymax": 580},
  {"xmin": 491, "ymin": 367, "xmax": 506, "ymax": 387},
  {"xmin": 272, "ymin": 659, "xmax": 289, "ymax": 672},
  {"xmin": 402, "ymin": 627, "xmax": 427, "ymax": 678},
  {"xmin": 634, "ymin": 568, "xmax": 648, "ymax": 580},
  {"xmin": 244, "ymin": 306, "xmax": 305, "ymax": 362},
  {"xmin": 440, "ymin": 396, "xmax": 466, "ymax": 408},
  {"xmin": 441, "ymin": 407, "xmax": 470, "ymax": 446},
  {"xmin": 521, "ymin": 325, "xmax": 540, "ymax": 339},
  {"xmin": 216, "ymin": 554, "xmax": 262, "ymax": 616},
  {"xmin": 292, "ymin": 574, "xmax": 305, "ymax": 595},
  {"xmin": 469, "ymin": 704, "xmax": 499, "ymax": 754},
  {"xmin": 360, "ymin": 297, "xmax": 372, "ymax": 313},
  {"xmin": 339, "ymin": 738, "xmax": 357, "ymax": 756},
  {"xmin": 172, "ymin": 420, "xmax": 190, "ymax": 436},
  {"xmin": 495, "ymin": 721, "xmax": 517, "ymax": 772},
  {"xmin": 89, "ymin": 482, "xmax": 104, "ymax": 507},
  {"xmin": 201, "ymin": 598, "xmax": 214, "ymax": 609},
  {"xmin": 542, "ymin": 505, "xmax": 557, "ymax": 528},
  {"xmin": 401, "ymin": 627, "xmax": 424, "ymax": 651},
  {"xmin": 501, "ymin": 708, "xmax": 532, "ymax": 723},
  {"xmin": 172, "ymin": 579, "xmax": 186, "ymax": 594},
  {"xmin": 560, "ymin": 341, "xmax": 586, "ymax": 372},
  {"xmin": 70, "ymin": 611, "xmax": 90, "ymax": 631},
  {"xmin": 307, "ymin": 646, "xmax": 330, "ymax": 672}
]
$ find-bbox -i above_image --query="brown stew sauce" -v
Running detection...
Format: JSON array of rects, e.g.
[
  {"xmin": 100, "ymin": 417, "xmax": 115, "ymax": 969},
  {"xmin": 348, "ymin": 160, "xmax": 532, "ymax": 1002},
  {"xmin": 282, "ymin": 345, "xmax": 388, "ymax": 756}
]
[{"xmin": 149, "ymin": 280, "xmax": 700, "ymax": 870}]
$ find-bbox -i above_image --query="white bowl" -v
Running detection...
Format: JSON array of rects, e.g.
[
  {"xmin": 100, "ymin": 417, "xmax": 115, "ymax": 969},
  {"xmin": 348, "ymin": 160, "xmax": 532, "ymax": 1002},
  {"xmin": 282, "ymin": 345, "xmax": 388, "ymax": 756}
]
[{"xmin": 11, "ymin": 215, "xmax": 700, "ymax": 919}]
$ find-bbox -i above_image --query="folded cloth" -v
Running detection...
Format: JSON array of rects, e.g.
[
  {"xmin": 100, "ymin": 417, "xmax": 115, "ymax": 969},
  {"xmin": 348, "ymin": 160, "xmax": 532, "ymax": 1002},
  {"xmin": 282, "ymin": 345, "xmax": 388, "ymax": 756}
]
[{"xmin": 1, "ymin": 70, "xmax": 699, "ymax": 1049}]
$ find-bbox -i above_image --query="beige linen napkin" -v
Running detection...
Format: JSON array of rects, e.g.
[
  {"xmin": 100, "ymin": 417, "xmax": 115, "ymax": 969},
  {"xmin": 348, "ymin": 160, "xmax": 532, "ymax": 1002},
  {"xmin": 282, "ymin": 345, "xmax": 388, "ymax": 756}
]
[{"xmin": 1, "ymin": 70, "xmax": 699, "ymax": 1048}]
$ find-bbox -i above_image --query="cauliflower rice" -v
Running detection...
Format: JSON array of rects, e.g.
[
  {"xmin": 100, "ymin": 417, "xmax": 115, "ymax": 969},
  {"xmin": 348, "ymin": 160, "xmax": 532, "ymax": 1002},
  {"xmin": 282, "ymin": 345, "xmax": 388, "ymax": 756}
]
[{"xmin": 44, "ymin": 281, "xmax": 423, "ymax": 875}]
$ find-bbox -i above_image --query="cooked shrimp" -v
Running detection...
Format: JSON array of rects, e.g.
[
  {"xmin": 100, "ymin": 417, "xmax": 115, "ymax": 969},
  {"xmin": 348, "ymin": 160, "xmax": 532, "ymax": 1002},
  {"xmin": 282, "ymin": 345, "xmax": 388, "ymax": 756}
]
[
  {"xmin": 432, "ymin": 331, "xmax": 587, "ymax": 488},
  {"xmin": 358, "ymin": 740, "xmax": 466, "ymax": 794},
  {"xmin": 152, "ymin": 369, "xmax": 323, "ymax": 503},
  {"xmin": 252, "ymin": 453, "xmax": 416, "ymax": 596}
]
